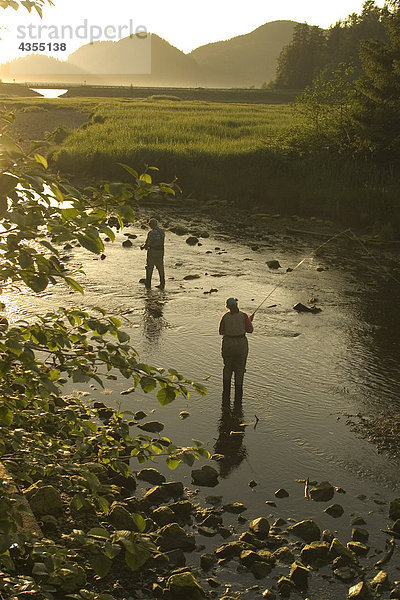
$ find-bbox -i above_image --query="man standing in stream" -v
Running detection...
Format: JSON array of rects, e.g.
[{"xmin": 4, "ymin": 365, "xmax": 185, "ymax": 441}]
[{"xmin": 140, "ymin": 218, "xmax": 165, "ymax": 289}]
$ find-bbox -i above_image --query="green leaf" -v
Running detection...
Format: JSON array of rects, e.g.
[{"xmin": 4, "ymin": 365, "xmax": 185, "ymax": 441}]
[
  {"xmin": 0, "ymin": 406, "xmax": 13, "ymax": 427},
  {"xmin": 34, "ymin": 153, "xmax": 48, "ymax": 169},
  {"xmin": 61, "ymin": 207, "xmax": 79, "ymax": 220},
  {"xmin": 157, "ymin": 386, "xmax": 178, "ymax": 406},
  {"xmin": 125, "ymin": 547, "xmax": 150, "ymax": 571},
  {"xmin": 118, "ymin": 163, "xmax": 138, "ymax": 179},
  {"xmin": 65, "ymin": 277, "xmax": 84, "ymax": 295},
  {"xmin": 116, "ymin": 204, "xmax": 135, "ymax": 223},
  {"xmin": 87, "ymin": 527, "xmax": 111, "ymax": 539},
  {"xmin": 0, "ymin": 173, "xmax": 18, "ymax": 196},
  {"xmin": 139, "ymin": 376, "xmax": 157, "ymax": 393},
  {"xmin": 22, "ymin": 274, "xmax": 48, "ymax": 293},
  {"xmin": 49, "ymin": 369, "xmax": 60, "ymax": 381},
  {"xmin": 132, "ymin": 513, "xmax": 146, "ymax": 533},
  {"xmin": 97, "ymin": 496, "xmax": 110, "ymax": 515},
  {"xmin": 89, "ymin": 554, "xmax": 112, "ymax": 578},
  {"xmin": 117, "ymin": 330, "xmax": 130, "ymax": 343},
  {"xmin": 139, "ymin": 173, "xmax": 152, "ymax": 184},
  {"xmin": 166, "ymin": 457, "xmax": 180, "ymax": 470},
  {"xmin": 77, "ymin": 233, "xmax": 104, "ymax": 255}
]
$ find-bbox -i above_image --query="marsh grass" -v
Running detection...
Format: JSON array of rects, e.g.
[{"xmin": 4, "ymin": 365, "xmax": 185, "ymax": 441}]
[{"xmin": 6, "ymin": 97, "xmax": 398, "ymax": 229}]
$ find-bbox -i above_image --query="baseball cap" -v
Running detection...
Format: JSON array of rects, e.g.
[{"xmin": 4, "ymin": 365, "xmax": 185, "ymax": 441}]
[{"xmin": 226, "ymin": 297, "xmax": 238, "ymax": 308}]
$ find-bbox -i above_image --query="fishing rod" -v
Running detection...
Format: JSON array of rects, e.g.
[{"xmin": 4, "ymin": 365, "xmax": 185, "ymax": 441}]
[{"xmin": 251, "ymin": 228, "xmax": 353, "ymax": 317}]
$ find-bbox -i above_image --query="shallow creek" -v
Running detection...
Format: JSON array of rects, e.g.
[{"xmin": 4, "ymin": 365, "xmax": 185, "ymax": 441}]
[{"xmin": 5, "ymin": 210, "xmax": 400, "ymax": 597}]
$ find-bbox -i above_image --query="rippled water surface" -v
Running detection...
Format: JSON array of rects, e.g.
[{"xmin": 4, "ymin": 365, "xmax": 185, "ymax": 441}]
[{"xmin": 6, "ymin": 211, "xmax": 400, "ymax": 595}]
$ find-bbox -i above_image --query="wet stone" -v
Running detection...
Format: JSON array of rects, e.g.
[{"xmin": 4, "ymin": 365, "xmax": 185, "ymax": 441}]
[
  {"xmin": 267, "ymin": 260, "xmax": 281, "ymax": 269},
  {"xmin": 108, "ymin": 504, "xmax": 137, "ymax": 530},
  {"xmin": 165, "ymin": 549, "xmax": 186, "ymax": 567},
  {"xmin": 186, "ymin": 236, "xmax": 199, "ymax": 246},
  {"xmin": 142, "ymin": 485, "xmax": 169, "ymax": 505},
  {"xmin": 137, "ymin": 468, "xmax": 166, "ymax": 486},
  {"xmin": 207, "ymin": 578, "xmax": 220, "ymax": 588},
  {"xmin": 239, "ymin": 531, "xmax": 264, "ymax": 549},
  {"xmin": 300, "ymin": 541, "xmax": 330, "ymax": 564},
  {"xmin": 198, "ymin": 526, "xmax": 217, "ymax": 537},
  {"xmin": 352, "ymin": 527, "xmax": 369, "ymax": 543},
  {"xmin": 251, "ymin": 561, "xmax": 272, "ymax": 579},
  {"xmin": 277, "ymin": 576, "xmax": 294, "ymax": 597},
  {"xmin": 191, "ymin": 465, "xmax": 219, "ymax": 487},
  {"xmin": 249, "ymin": 517, "xmax": 270, "ymax": 538},
  {"xmin": 275, "ymin": 488, "xmax": 289, "ymax": 498},
  {"xmin": 273, "ymin": 546, "xmax": 295, "ymax": 565},
  {"xmin": 152, "ymin": 506, "xmax": 175, "ymax": 527},
  {"xmin": 347, "ymin": 541, "xmax": 369, "ymax": 556},
  {"xmin": 170, "ymin": 500, "xmax": 194, "ymax": 520},
  {"xmin": 389, "ymin": 498, "xmax": 400, "ymax": 520},
  {"xmin": 200, "ymin": 553, "xmax": 216, "ymax": 571},
  {"xmin": 200, "ymin": 513, "xmax": 222, "ymax": 528},
  {"xmin": 223, "ymin": 502, "xmax": 247, "ymax": 514},
  {"xmin": 322, "ymin": 529, "xmax": 334, "ymax": 543},
  {"xmin": 309, "ymin": 481, "xmax": 335, "ymax": 502},
  {"xmin": 325, "ymin": 503, "xmax": 344, "ymax": 518},
  {"xmin": 215, "ymin": 541, "xmax": 251, "ymax": 559},
  {"xmin": 162, "ymin": 481, "xmax": 184, "ymax": 498},
  {"xmin": 351, "ymin": 516, "xmax": 367, "ymax": 526},
  {"xmin": 329, "ymin": 538, "xmax": 358, "ymax": 565},
  {"xmin": 26, "ymin": 485, "xmax": 63, "ymax": 517},
  {"xmin": 240, "ymin": 550, "xmax": 260, "ymax": 567},
  {"xmin": 157, "ymin": 523, "xmax": 196, "ymax": 552},
  {"xmin": 288, "ymin": 519, "xmax": 321, "ymax": 542},
  {"xmin": 347, "ymin": 581, "xmax": 372, "ymax": 599},
  {"xmin": 166, "ymin": 571, "xmax": 205, "ymax": 600},
  {"xmin": 370, "ymin": 570, "xmax": 389, "ymax": 590},
  {"xmin": 290, "ymin": 562, "xmax": 310, "ymax": 588},
  {"xmin": 257, "ymin": 550, "xmax": 276, "ymax": 565},
  {"xmin": 262, "ymin": 590, "xmax": 277, "ymax": 599}
]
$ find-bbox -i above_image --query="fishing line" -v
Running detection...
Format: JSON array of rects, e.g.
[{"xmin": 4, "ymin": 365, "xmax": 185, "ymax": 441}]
[
  {"xmin": 252, "ymin": 228, "xmax": 353, "ymax": 316},
  {"xmin": 345, "ymin": 229, "xmax": 400, "ymax": 287}
]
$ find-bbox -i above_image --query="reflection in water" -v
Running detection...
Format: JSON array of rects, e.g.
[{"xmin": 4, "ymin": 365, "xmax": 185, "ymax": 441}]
[
  {"xmin": 141, "ymin": 290, "xmax": 168, "ymax": 347},
  {"xmin": 214, "ymin": 395, "xmax": 247, "ymax": 478}
]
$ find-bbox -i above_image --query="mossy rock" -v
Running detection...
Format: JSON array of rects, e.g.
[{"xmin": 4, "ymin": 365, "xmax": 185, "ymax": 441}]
[
  {"xmin": 166, "ymin": 571, "xmax": 205, "ymax": 599},
  {"xmin": 157, "ymin": 522, "xmax": 196, "ymax": 552},
  {"xmin": 28, "ymin": 485, "xmax": 63, "ymax": 517}
]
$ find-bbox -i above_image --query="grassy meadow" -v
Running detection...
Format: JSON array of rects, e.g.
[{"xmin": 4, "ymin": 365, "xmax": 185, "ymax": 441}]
[{"xmin": 5, "ymin": 96, "xmax": 399, "ymax": 230}]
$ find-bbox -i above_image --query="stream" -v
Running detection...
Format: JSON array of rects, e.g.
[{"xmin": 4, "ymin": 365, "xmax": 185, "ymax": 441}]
[{"xmin": 4, "ymin": 208, "xmax": 400, "ymax": 597}]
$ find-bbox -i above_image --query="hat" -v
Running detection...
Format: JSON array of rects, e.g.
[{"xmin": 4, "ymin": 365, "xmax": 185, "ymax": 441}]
[
  {"xmin": 148, "ymin": 218, "xmax": 158, "ymax": 227},
  {"xmin": 226, "ymin": 297, "xmax": 238, "ymax": 308}
]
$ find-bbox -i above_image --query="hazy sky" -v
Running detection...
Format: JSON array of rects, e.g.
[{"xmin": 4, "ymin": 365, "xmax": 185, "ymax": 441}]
[{"xmin": 0, "ymin": 0, "xmax": 387, "ymax": 62}]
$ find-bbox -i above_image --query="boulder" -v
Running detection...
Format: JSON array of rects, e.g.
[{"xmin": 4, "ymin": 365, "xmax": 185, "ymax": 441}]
[
  {"xmin": 170, "ymin": 500, "xmax": 194, "ymax": 520},
  {"xmin": 183, "ymin": 274, "xmax": 201, "ymax": 280},
  {"xmin": 166, "ymin": 571, "xmax": 205, "ymax": 600},
  {"xmin": 215, "ymin": 541, "xmax": 251, "ymax": 559},
  {"xmin": 389, "ymin": 498, "xmax": 400, "ymax": 520},
  {"xmin": 122, "ymin": 239, "xmax": 132, "ymax": 248},
  {"xmin": 347, "ymin": 542, "xmax": 369, "ymax": 557},
  {"xmin": 165, "ymin": 549, "xmax": 186, "ymax": 566},
  {"xmin": 251, "ymin": 561, "xmax": 272, "ymax": 579},
  {"xmin": 347, "ymin": 582, "xmax": 372, "ymax": 599},
  {"xmin": 223, "ymin": 502, "xmax": 247, "ymax": 514},
  {"xmin": 325, "ymin": 504, "xmax": 344, "ymax": 518},
  {"xmin": 309, "ymin": 481, "xmax": 335, "ymax": 502},
  {"xmin": 137, "ymin": 468, "xmax": 166, "ymax": 485},
  {"xmin": 293, "ymin": 303, "xmax": 322, "ymax": 314},
  {"xmin": 273, "ymin": 546, "xmax": 295, "ymax": 564},
  {"xmin": 162, "ymin": 481, "xmax": 184, "ymax": 498},
  {"xmin": 267, "ymin": 260, "xmax": 281, "ymax": 269},
  {"xmin": 290, "ymin": 562, "xmax": 310, "ymax": 588},
  {"xmin": 157, "ymin": 523, "xmax": 196, "ymax": 552},
  {"xmin": 277, "ymin": 576, "xmax": 294, "ymax": 597},
  {"xmin": 142, "ymin": 485, "xmax": 169, "ymax": 505},
  {"xmin": 200, "ymin": 553, "xmax": 216, "ymax": 571},
  {"xmin": 152, "ymin": 506, "xmax": 175, "ymax": 526},
  {"xmin": 108, "ymin": 504, "xmax": 137, "ymax": 530},
  {"xmin": 170, "ymin": 226, "xmax": 188, "ymax": 236},
  {"xmin": 288, "ymin": 520, "xmax": 321, "ymax": 542},
  {"xmin": 300, "ymin": 541, "xmax": 330, "ymax": 564},
  {"xmin": 240, "ymin": 550, "xmax": 260, "ymax": 567},
  {"xmin": 370, "ymin": 570, "xmax": 389, "ymax": 590},
  {"xmin": 352, "ymin": 528, "xmax": 369, "ymax": 543},
  {"xmin": 186, "ymin": 237, "xmax": 199, "ymax": 246},
  {"xmin": 258, "ymin": 550, "xmax": 276, "ymax": 565},
  {"xmin": 200, "ymin": 513, "xmax": 223, "ymax": 528},
  {"xmin": 249, "ymin": 517, "xmax": 270, "ymax": 538},
  {"xmin": 239, "ymin": 531, "xmax": 264, "ymax": 548},
  {"xmin": 137, "ymin": 421, "xmax": 164, "ymax": 433},
  {"xmin": 191, "ymin": 465, "xmax": 219, "ymax": 487},
  {"xmin": 27, "ymin": 485, "xmax": 63, "ymax": 517},
  {"xmin": 329, "ymin": 538, "xmax": 358, "ymax": 565}
]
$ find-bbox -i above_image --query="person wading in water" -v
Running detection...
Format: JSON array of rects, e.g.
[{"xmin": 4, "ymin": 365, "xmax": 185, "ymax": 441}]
[
  {"xmin": 140, "ymin": 218, "xmax": 165, "ymax": 289},
  {"xmin": 219, "ymin": 297, "xmax": 254, "ymax": 401}
]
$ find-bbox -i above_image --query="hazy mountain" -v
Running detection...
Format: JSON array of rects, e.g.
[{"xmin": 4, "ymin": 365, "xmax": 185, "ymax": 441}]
[
  {"xmin": 191, "ymin": 20, "xmax": 297, "ymax": 86},
  {"xmin": 68, "ymin": 34, "xmax": 201, "ymax": 86},
  {"xmin": 0, "ymin": 21, "xmax": 297, "ymax": 87}
]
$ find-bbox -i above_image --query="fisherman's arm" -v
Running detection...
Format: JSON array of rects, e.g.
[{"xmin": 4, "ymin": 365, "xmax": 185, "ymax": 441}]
[
  {"xmin": 218, "ymin": 315, "xmax": 225, "ymax": 335},
  {"xmin": 244, "ymin": 313, "xmax": 254, "ymax": 333}
]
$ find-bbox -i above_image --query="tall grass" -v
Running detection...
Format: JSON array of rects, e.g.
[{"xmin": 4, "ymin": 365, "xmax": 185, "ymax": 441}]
[{"xmin": 49, "ymin": 99, "xmax": 400, "ymax": 229}]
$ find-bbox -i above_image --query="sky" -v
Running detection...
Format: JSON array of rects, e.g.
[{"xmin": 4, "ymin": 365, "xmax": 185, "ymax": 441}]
[{"xmin": 0, "ymin": 0, "xmax": 387, "ymax": 63}]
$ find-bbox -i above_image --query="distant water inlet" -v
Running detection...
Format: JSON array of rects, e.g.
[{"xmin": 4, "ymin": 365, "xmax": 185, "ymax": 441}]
[{"xmin": 31, "ymin": 88, "xmax": 68, "ymax": 98}]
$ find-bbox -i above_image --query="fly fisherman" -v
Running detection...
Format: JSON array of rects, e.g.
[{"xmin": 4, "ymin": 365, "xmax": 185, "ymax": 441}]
[
  {"xmin": 219, "ymin": 297, "xmax": 254, "ymax": 401},
  {"xmin": 140, "ymin": 218, "xmax": 165, "ymax": 289}
]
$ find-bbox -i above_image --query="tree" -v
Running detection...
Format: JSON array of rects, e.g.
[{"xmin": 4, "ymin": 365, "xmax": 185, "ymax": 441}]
[
  {"xmin": 353, "ymin": 5, "xmax": 400, "ymax": 159},
  {"xmin": 0, "ymin": 2, "xmax": 208, "ymax": 597},
  {"xmin": 275, "ymin": 23, "xmax": 327, "ymax": 89}
]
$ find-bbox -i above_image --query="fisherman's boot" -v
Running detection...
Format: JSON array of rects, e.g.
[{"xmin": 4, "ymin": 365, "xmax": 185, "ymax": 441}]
[{"xmin": 222, "ymin": 379, "xmax": 231, "ymax": 401}]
